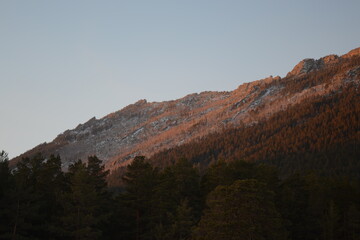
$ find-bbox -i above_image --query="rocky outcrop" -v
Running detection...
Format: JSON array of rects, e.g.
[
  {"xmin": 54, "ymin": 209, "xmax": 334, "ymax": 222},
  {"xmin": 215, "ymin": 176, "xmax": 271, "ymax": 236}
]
[
  {"xmin": 11, "ymin": 47, "xmax": 360, "ymax": 171},
  {"xmin": 287, "ymin": 58, "xmax": 323, "ymax": 77},
  {"xmin": 287, "ymin": 48, "xmax": 360, "ymax": 78},
  {"xmin": 342, "ymin": 47, "xmax": 360, "ymax": 58},
  {"xmin": 286, "ymin": 54, "xmax": 340, "ymax": 77}
]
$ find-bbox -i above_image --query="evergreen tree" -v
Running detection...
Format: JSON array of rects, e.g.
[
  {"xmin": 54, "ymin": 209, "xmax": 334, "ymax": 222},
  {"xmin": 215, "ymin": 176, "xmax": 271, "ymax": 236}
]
[
  {"xmin": 323, "ymin": 200, "xmax": 340, "ymax": 240},
  {"xmin": 87, "ymin": 155, "xmax": 109, "ymax": 192},
  {"xmin": 0, "ymin": 151, "xmax": 15, "ymax": 239},
  {"xmin": 277, "ymin": 174, "xmax": 311, "ymax": 240},
  {"xmin": 167, "ymin": 199, "xmax": 194, "ymax": 240},
  {"xmin": 121, "ymin": 156, "xmax": 159, "ymax": 240},
  {"xmin": 159, "ymin": 158, "xmax": 201, "ymax": 218},
  {"xmin": 346, "ymin": 204, "xmax": 360, "ymax": 240},
  {"xmin": 59, "ymin": 160, "xmax": 103, "ymax": 240},
  {"xmin": 152, "ymin": 159, "xmax": 200, "ymax": 240},
  {"xmin": 7, "ymin": 154, "xmax": 64, "ymax": 239},
  {"xmin": 0, "ymin": 151, "xmax": 11, "ymax": 203},
  {"xmin": 86, "ymin": 156, "xmax": 113, "ymax": 240},
  {"xmin": 193, "ymin": 179, "xmax": 286, "ymax": 240}
]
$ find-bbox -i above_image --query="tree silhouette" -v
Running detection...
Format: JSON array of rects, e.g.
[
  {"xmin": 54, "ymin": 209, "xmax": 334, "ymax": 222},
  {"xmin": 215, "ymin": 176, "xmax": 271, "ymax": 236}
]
[{"xmin": 193, "ymin": 179, "xmax": 286, "ymax": 240}]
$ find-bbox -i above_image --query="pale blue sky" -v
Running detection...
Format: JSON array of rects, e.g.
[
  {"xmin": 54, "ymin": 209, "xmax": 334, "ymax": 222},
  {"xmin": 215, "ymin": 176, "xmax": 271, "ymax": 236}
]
[{"xmin": 1, "ymin": 0, "xmax": 359, "ymax": 158}]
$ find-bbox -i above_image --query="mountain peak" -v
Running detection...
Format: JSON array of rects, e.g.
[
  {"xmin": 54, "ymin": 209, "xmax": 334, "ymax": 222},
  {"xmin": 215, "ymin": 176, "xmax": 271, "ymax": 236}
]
[
  {"xmin": 11, "ymin": 47, "xmax": 360, "ymax": 171},
  {"xmin": 287, "ymin": 47, "xmax": 360, "ymax": 78},
  {"xmin": 286, "ymin": 58, "xmax": 321, "ymax": 77},
  {"xmin": 342, "ymin": 47, "xmax": 360, "ymax": 58},
  {"xmin": 286, "ymin": 54, "xmax": 340, "ymax": 77}
]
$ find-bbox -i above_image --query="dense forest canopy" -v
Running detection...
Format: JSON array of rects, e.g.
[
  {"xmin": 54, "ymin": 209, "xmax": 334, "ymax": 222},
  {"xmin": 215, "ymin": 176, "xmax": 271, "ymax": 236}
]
[{"xmin": 1, "ymin": 153, "xmax": 359, "ymax": 240}]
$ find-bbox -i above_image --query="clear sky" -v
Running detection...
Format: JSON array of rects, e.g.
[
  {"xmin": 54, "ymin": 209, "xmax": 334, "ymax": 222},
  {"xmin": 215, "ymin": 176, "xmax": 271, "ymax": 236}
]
[{"xmin": 1, "ymin": 0, "xmax": 359, "ymax": 158}]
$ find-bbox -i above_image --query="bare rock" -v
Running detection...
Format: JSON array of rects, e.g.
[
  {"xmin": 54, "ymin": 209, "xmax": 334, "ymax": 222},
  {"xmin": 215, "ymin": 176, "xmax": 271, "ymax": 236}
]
[
  {"xmin": 342, "ymin": 47, "xmax": 360, "ymax": 58},
  {"xmin": 287, "ymin": 58, "xmax": 321, "ymax": 77}
]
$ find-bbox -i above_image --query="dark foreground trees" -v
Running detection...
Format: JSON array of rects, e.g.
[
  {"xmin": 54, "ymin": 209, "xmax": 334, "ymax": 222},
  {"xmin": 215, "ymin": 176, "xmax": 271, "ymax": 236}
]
[
  {"xmin": 193, "ymin": 179, "xmax": 286, "ymax": 240},
  {"xmin": 0, "ymin": 153, "xmax": 110, "ymax": 240},
  {"xmin": 0, "ymin": 152, "xmax": 359, "ymax": 240},
  {"xmin": 59, "ymin": 160, "xmax": 106, "ymax": 240},
  {"xmin": 109, "ymin": 157, "xmax": 360, "ymax": 240}
]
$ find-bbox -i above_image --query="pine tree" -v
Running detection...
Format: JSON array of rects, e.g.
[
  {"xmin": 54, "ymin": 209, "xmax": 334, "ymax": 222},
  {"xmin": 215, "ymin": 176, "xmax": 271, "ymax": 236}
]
[
  {"xmin": 0, "ymin": 151, "xmax": 15, "ymax": 239},
  {"xmin": 168, "ymin": 199, "xmax": 194, "ymax": 240},
  {"xmin": 121, "ymin": 156, "xmax": 159, "ymax": 240},
  {"xmin": 346, "ymin": 204, "xmax": 360, "ymax": 240},
  {"xmin": 8, "ymin": 154, "xmax": 64, "ymax": 239},
  {"xmin": 323, "ymin": 200, "xmax": 340, "ymax": 240},
  {"xmin": 151, "ymin": 158, "xmax": 200, "ymax": 239},
  {"xmin": 193, "ymin": 179, "xmax": 287, "ymax": 240},
  {"xmin": 59, "ymin": 160, "xmax": 104, "ymax": 240},
  {"xmin": 87, "ymin": 156, "xmax": 109, "ymax": 192},
  {"xmin": 86, "ymin": 156, "xmax": 113, "ymax": 240}
]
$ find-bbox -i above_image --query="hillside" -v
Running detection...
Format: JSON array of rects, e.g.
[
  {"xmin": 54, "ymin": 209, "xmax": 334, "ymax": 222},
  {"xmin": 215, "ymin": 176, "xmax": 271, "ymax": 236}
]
[
  {"xmin": 145, "ymin": 84, "xmax": 359, "ymax": 176},
  {"xmin": 11, "ymin": 48, "xmax": 360, "ymax": 172}
]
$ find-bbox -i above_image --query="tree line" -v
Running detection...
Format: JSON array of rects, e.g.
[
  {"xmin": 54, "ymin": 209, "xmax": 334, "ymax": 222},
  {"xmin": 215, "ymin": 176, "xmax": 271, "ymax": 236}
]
[{"xmin": 1, "ymin": 151, "xmax": 359, "ymax": 240}]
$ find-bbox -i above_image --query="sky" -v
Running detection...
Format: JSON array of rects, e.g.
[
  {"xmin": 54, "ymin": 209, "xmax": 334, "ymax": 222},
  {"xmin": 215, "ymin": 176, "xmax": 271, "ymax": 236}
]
[{"xmin": 1, "ymin": 0, "xmax": 359, "ymax": 158}]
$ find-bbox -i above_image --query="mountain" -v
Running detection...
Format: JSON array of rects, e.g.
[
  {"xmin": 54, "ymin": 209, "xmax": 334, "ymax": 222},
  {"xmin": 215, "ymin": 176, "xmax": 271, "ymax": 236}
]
[
  {"xmin": 11, "ymin": 47, "xmax": 360, "ymax": 172},
  {"xmin": 145, "ymin": 76, "xmax": 359, "ymax": 179}
]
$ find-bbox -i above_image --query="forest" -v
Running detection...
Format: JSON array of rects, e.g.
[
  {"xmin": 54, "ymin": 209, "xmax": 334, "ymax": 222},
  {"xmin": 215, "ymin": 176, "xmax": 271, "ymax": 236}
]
[{"xmin": 0, "ymin": 151, "xmax": 359, "ymax": 240}]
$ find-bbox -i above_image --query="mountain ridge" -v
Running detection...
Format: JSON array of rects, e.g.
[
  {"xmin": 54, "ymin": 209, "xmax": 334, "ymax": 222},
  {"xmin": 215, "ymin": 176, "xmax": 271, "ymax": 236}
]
[{"xmin": 11, "ymin": 47, "xmax": 360, "ymax": 171}]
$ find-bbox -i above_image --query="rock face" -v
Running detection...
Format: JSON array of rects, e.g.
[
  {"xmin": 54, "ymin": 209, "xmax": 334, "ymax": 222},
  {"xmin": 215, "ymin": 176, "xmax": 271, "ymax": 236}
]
[
  {"xmin": 11, "ymin": 47, "xmax": 360, "ymax": 171},
  {"xmin": 286, "ymin": 54, "xmax": 340, "ymax": 77},
  {"xmin": 342, "ymin": 47, "xmax": 360, "ymax": 58}
]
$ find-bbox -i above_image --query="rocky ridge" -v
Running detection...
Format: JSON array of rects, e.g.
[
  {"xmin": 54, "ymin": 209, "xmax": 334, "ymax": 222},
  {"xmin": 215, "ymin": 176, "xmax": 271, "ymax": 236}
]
[{"xmin": 12, "ymin": 47, "xmax": 360, "ymax": 171}]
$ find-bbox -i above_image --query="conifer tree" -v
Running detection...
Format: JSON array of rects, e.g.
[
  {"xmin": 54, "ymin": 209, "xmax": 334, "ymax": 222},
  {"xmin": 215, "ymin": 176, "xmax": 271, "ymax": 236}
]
[
  {"xmin": 8, "ymin": 154, "xmax": 64, "ymax": 239},
  {"xmin": 0, "ymin": 151, "xmax": 15, "ymax": 239},
  {"xmin": 122, "ymin": 156, "xmax": 159, "ymax": 240},
  {"xmin": 152, "ymin": 159, "xmax": 200, "ymax": 240},
  {"xmin": 87, "ymin": 155, "xmax": 109, "ymax": 192},
  {"xmin": 171, "ymin": 159, "xmax": 201, "ymax": 212},
  {"xmin": 86, "ymin": 155, "xmax": 112, "ymax": 239},
  {"xmin": 59, "ymin": 160, "xmax": 106, "ymax": 240},
  {"xmin": 193, "ymin": 179, "xmax": 286, "ymax": 240},
  {"xmin": 167, "ymin": 199, "xmax": 194, "ymax": 240}
]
